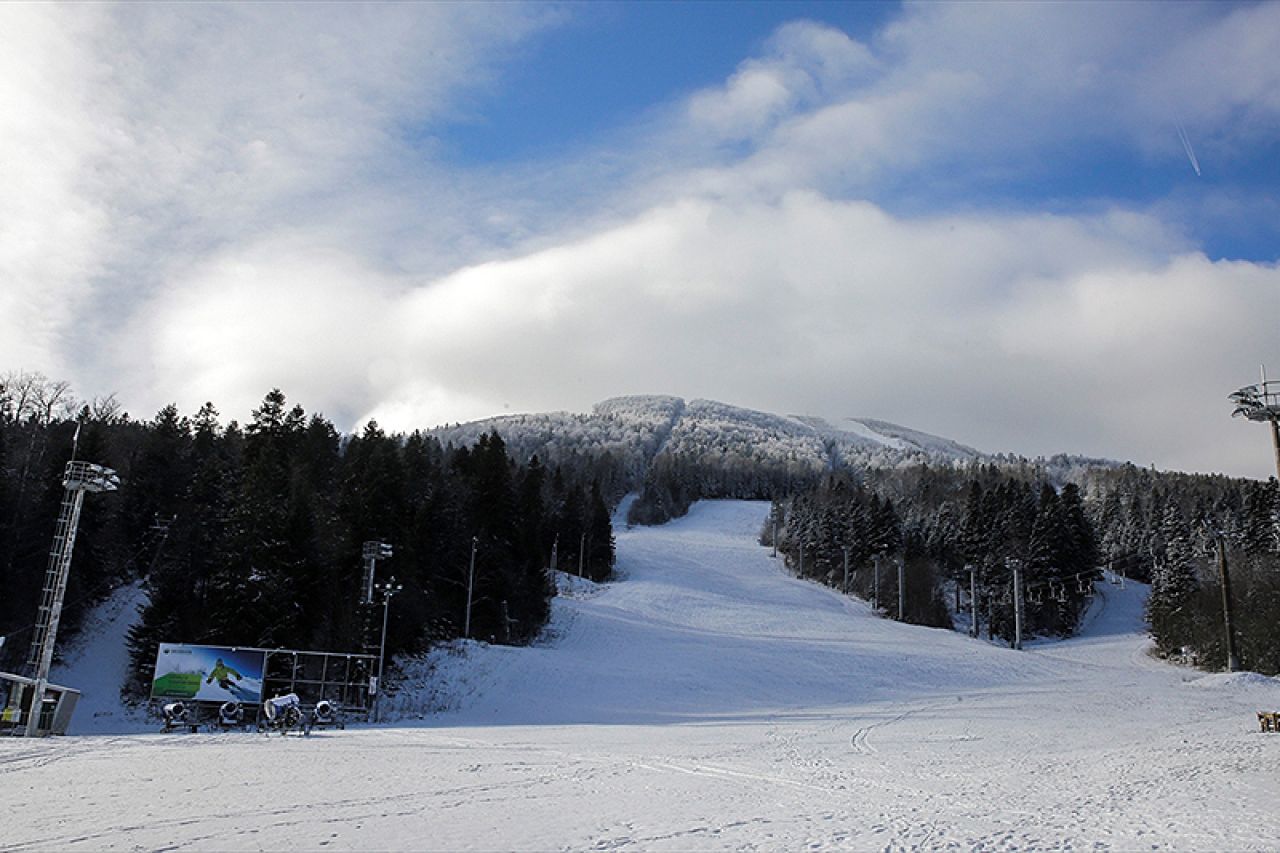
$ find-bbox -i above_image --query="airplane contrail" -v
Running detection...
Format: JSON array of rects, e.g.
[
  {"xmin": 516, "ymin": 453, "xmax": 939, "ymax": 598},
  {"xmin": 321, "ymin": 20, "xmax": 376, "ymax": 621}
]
[{"xmin": 1177, "ymin": 123, "xmax": 1201, "ymax": 176}]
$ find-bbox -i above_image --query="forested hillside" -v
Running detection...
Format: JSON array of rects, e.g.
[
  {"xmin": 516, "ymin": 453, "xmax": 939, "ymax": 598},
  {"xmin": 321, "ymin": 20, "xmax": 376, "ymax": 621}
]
[
  {"xmin": 770, "ymin": 460, "xmax": 1280, "ymax": 673},
  {"xmin": 0, "ymin": 373, "xmax": 614, "ymax": 697}
]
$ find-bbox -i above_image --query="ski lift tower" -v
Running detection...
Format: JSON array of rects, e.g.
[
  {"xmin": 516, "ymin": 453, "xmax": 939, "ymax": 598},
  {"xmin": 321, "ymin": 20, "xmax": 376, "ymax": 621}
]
[
  {"xmin": 23, "ymin": 460, "xmax": 118, "ymax": 737},
  {"xmin": 1229, "ymin": 366, "xmax": 1280, "ymax": 480}
]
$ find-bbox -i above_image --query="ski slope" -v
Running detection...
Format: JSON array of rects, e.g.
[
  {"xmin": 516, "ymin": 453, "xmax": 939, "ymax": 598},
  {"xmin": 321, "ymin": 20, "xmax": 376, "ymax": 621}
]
[{"xmin": 5, "ymin": 501, "xmax": 1279, "ymax": 851}]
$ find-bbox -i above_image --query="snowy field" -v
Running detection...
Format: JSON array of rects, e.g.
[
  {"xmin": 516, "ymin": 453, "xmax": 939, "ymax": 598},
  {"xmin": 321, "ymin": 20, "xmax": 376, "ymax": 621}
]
[{"xmin": 5, "ymin": 501, "xmax": 1280, "ymax": 851}]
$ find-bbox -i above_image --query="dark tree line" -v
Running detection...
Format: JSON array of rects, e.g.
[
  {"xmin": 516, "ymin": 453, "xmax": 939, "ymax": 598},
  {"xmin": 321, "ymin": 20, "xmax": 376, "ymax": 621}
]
[
  {"xmin": 0, "ymin": 376, "xmax": 614, "ymax": 696},
  {"xmin": 766, "ymin": 467, "xmax": 1097, "ymax": 640}
]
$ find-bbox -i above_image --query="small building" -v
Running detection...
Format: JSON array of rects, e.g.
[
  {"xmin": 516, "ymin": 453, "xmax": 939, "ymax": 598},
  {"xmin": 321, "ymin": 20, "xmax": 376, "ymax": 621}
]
[{"xmin": 0, "ymin": 671, "xmax": 81, "ymax": 736}]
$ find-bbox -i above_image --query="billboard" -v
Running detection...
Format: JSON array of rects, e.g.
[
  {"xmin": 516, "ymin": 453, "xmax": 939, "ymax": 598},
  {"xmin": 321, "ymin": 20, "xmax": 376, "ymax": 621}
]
[{"xmin": 151, "ymin": 644, "xmax": 266, "ymax": 704}]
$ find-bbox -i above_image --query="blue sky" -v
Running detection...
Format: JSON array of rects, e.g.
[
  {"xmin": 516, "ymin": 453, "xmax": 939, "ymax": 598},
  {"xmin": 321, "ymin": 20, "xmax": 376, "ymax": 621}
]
[
  {"xmin": 3, "ymin": 1, "xmax": 1280, "ymax": 477},
  {"xmin": 439, "ymin": 2, "xmax": 900, "ymax": 164},
  {"xmin": 434, "ymin": 1, "xmax": 1277, "ymax": 263}
]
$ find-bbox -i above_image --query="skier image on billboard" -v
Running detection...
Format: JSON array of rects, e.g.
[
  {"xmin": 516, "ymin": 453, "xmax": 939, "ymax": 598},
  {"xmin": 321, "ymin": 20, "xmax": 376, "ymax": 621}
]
[{"xmin": 151, "ymin": 644, "xmax": 265, "ymax": 704}]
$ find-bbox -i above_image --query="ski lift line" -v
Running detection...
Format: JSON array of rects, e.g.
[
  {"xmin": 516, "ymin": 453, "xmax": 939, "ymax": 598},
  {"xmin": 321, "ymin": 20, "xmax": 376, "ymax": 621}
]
[{"xmin": 2, "ymin": 520, "xmax": 178, "ymax": 644}]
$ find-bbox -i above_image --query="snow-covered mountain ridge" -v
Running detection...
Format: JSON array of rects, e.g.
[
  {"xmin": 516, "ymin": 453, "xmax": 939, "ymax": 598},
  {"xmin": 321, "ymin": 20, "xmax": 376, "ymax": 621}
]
[{"xmin": 430, "ymin": 395, "xmax": 983, "ymax": 486}]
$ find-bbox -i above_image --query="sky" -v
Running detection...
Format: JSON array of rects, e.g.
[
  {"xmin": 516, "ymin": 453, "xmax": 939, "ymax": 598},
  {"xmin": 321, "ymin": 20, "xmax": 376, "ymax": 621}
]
[{"xmin": 3, "ymin": 1, "xmax": 1280, "ymax": 478}]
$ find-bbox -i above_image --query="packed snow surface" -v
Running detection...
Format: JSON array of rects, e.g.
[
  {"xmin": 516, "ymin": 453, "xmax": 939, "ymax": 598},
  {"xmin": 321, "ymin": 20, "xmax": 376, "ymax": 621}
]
[{"xmin": 6, "ymin": 501, "xmax": 1280, "ymax": 850}]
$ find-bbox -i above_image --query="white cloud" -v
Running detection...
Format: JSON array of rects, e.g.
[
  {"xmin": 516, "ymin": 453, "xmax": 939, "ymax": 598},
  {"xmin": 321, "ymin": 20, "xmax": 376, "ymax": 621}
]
[
  {"xmin": 126, "ymin": 237, "xmax": 400, "ymax": 427},
  {"xmin": 665, "ymin": 3, "xmax": 1280, "ymax": 203},
  {"xmin": 1, "ymin": 1, "xmax": 558, "ymax": 392},
  {"xmin": 0, "ymin": 5, "xmax": 110, "ymax": 373},
  {"xmin": 686, "ymin": 21, "xmax": 877, "ymax": 142},
  {"xmin": 353, "ymin": 192, "xmax": 1280, "ymax": 478}
]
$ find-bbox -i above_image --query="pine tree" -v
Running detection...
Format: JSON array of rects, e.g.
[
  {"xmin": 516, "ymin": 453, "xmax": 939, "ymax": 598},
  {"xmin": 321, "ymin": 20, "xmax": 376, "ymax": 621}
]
[
  {"xmin": 585, "ymin": 480, "xmax": 615, "ymax": 582},
  {"xmin": 1241, "ymin": 479, "xmax": 1279, "ymax": 556},
  {"xmin": 1147, "ymin": 505, "xmax": 1201, "ymax": 657}
]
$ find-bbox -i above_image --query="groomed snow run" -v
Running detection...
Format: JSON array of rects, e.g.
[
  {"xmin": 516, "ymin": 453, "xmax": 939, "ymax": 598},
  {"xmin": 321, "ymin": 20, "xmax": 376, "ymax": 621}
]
[{"xmin": 5, "ymin": 500, "xmax": 1279, "ymax": 851}]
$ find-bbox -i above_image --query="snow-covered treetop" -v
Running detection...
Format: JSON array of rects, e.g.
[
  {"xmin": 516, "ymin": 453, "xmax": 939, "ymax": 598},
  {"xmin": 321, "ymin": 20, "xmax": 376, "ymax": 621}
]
[{"xmin": 428, "ymin": 396, "xmax": 986, "ymax": 492}]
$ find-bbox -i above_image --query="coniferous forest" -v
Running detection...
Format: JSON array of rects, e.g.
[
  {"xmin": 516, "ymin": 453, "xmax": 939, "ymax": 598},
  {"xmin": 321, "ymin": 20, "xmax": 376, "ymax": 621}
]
[
  {"xmin": 0, "ymin": 374, "xmax": 615, "ymax": 697},
  {"xmin": 766, "ymin": 462, "xmax": 1280, "ymax": 674}
]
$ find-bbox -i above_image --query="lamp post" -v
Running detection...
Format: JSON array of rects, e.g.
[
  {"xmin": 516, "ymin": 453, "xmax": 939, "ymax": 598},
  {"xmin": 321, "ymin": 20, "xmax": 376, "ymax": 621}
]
[
  {"xmin": 24, "ymin": 460, "xmax": 118, "ymax": 737},
  {"xmin": 372, "ymin": 576, "xmax": 403, "ymax": 723}
]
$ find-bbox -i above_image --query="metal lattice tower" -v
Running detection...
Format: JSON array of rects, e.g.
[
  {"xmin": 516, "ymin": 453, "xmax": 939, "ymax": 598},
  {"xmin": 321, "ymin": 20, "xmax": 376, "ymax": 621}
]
[
  {"xmin": 23, "ymin": 460, "xmax": 118, "ymax": 737},
  {"xmin": 359, "ymin": 541, "xmax": 392, "ymax": 660},
  {"xmin": 1229, "ymin": 365, "xmax": 1280, "ymax": 480}
]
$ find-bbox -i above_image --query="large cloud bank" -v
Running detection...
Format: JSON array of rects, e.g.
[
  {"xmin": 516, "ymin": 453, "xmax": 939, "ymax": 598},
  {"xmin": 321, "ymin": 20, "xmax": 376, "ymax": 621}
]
[{"xmin": 3, "ymin": 2, "xmax": 1279, "ymax": 477}]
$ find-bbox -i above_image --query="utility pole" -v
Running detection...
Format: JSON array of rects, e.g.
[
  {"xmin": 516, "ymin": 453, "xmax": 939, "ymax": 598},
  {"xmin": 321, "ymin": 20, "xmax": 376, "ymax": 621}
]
[
  {"xmin": 578, "ymin": 531, "xmax": 585, "ymax": 578},
  {"xmin": 842, "ymin": 547, "xmax": 850, "ymax": 595},
  {"xmin": 464, "ymin": 536, "xmax": 478, "ymax": 639},
  {"xmin": 25, "ymin": 461, "xmax": 118, "ymax": 737},
  {"xmin": 872, "ymin": 553, "xmax": 880, "ymax": 611},
  {"xmin": 772, "ymin": 518, "xmax": 778, "ymax": 559},
  {"xmin": 1011, "ymin": 561, "xmax": 1023, "ymax": 651},
  {"xmin": 1211, "ymin": 532, "xmax": 1241, "ymax": 672},
  {"xmin": 897, "ymin": 555, "xmax": 905, "ymax": 621},
  {"xmin": 969, "ymin": 565, "xmax": 978, "ymax": 638}
]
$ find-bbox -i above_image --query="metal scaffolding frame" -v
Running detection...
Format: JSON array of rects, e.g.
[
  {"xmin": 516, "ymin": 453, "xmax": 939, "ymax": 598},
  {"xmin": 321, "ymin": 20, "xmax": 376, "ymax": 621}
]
[{"xmin": 22, "ymin": 460, "xmax": 118, "ymax": 737}]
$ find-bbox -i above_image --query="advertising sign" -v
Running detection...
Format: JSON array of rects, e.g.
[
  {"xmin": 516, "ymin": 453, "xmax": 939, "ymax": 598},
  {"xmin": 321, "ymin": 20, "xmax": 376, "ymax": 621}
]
[{"xmin": 151, "ymin": 644, "xmax": 266, "ymax": 704}]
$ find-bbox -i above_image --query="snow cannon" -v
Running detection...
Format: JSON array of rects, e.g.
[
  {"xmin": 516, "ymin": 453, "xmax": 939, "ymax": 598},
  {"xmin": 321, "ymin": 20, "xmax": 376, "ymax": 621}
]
[
  {"xmin": 313, "ymin": 699, "xmax": 335, "ymax": 723},
  {"xmin": 162, "ymin": 701, "xmax": 192, "ymax": 732},
  {"xmin": 261, "ymin": 692, "xmax": 303, "ymax": 734},
  {"xmin": 303, "ymin": 698, "xmax": 345, "ymax": 734},
  {"xmin": 218, "ymin": 701, "xmax": 245, "ymax": 728}
]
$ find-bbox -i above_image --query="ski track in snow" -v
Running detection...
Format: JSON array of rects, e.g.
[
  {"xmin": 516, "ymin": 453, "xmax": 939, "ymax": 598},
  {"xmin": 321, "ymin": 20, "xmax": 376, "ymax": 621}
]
[{"xmin": 5, "ymin": 500, "xmax": 1280, "ymax": 851}]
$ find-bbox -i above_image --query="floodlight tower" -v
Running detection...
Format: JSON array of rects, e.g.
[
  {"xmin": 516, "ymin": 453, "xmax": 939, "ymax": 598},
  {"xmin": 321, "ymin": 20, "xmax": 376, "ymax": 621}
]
[
  {"xmin": 1229, "ymin": 365, "xmax": 1280, "ymax": 480},
  {"xmin": 24, "ymin": 460, "xmax": 119, "ymax": 737},
  {"xmin": 372, "ymin": 575, "xmax": 403, "ymax": 723},
  {"xmin": 360, "ymin": 541, "xmax": 394, "ymax": 605}
]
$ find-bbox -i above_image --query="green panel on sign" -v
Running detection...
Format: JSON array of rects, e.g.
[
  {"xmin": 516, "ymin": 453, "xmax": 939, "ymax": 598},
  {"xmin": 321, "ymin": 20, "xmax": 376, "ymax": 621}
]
[{"xmin": 152, "ymin": 671, "xmax": 202, "ymax": 698}]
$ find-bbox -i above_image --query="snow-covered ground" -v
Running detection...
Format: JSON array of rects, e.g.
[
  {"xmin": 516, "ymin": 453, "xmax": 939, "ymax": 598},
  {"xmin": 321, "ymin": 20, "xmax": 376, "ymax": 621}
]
[
  {"xmin": 5, "ymin": 501, "xmax": 1279, "ymax": 850},
  {"xmin": 46, "ymin": 580, "xmax": 150, "ymax": 734}
]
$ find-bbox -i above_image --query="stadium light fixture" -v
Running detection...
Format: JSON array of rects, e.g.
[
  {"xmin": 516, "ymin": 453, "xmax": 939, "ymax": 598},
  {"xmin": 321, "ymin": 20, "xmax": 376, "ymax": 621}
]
[{"xmin": 361, "ymin": 540, "xmax": 394, "ymax": 605}]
